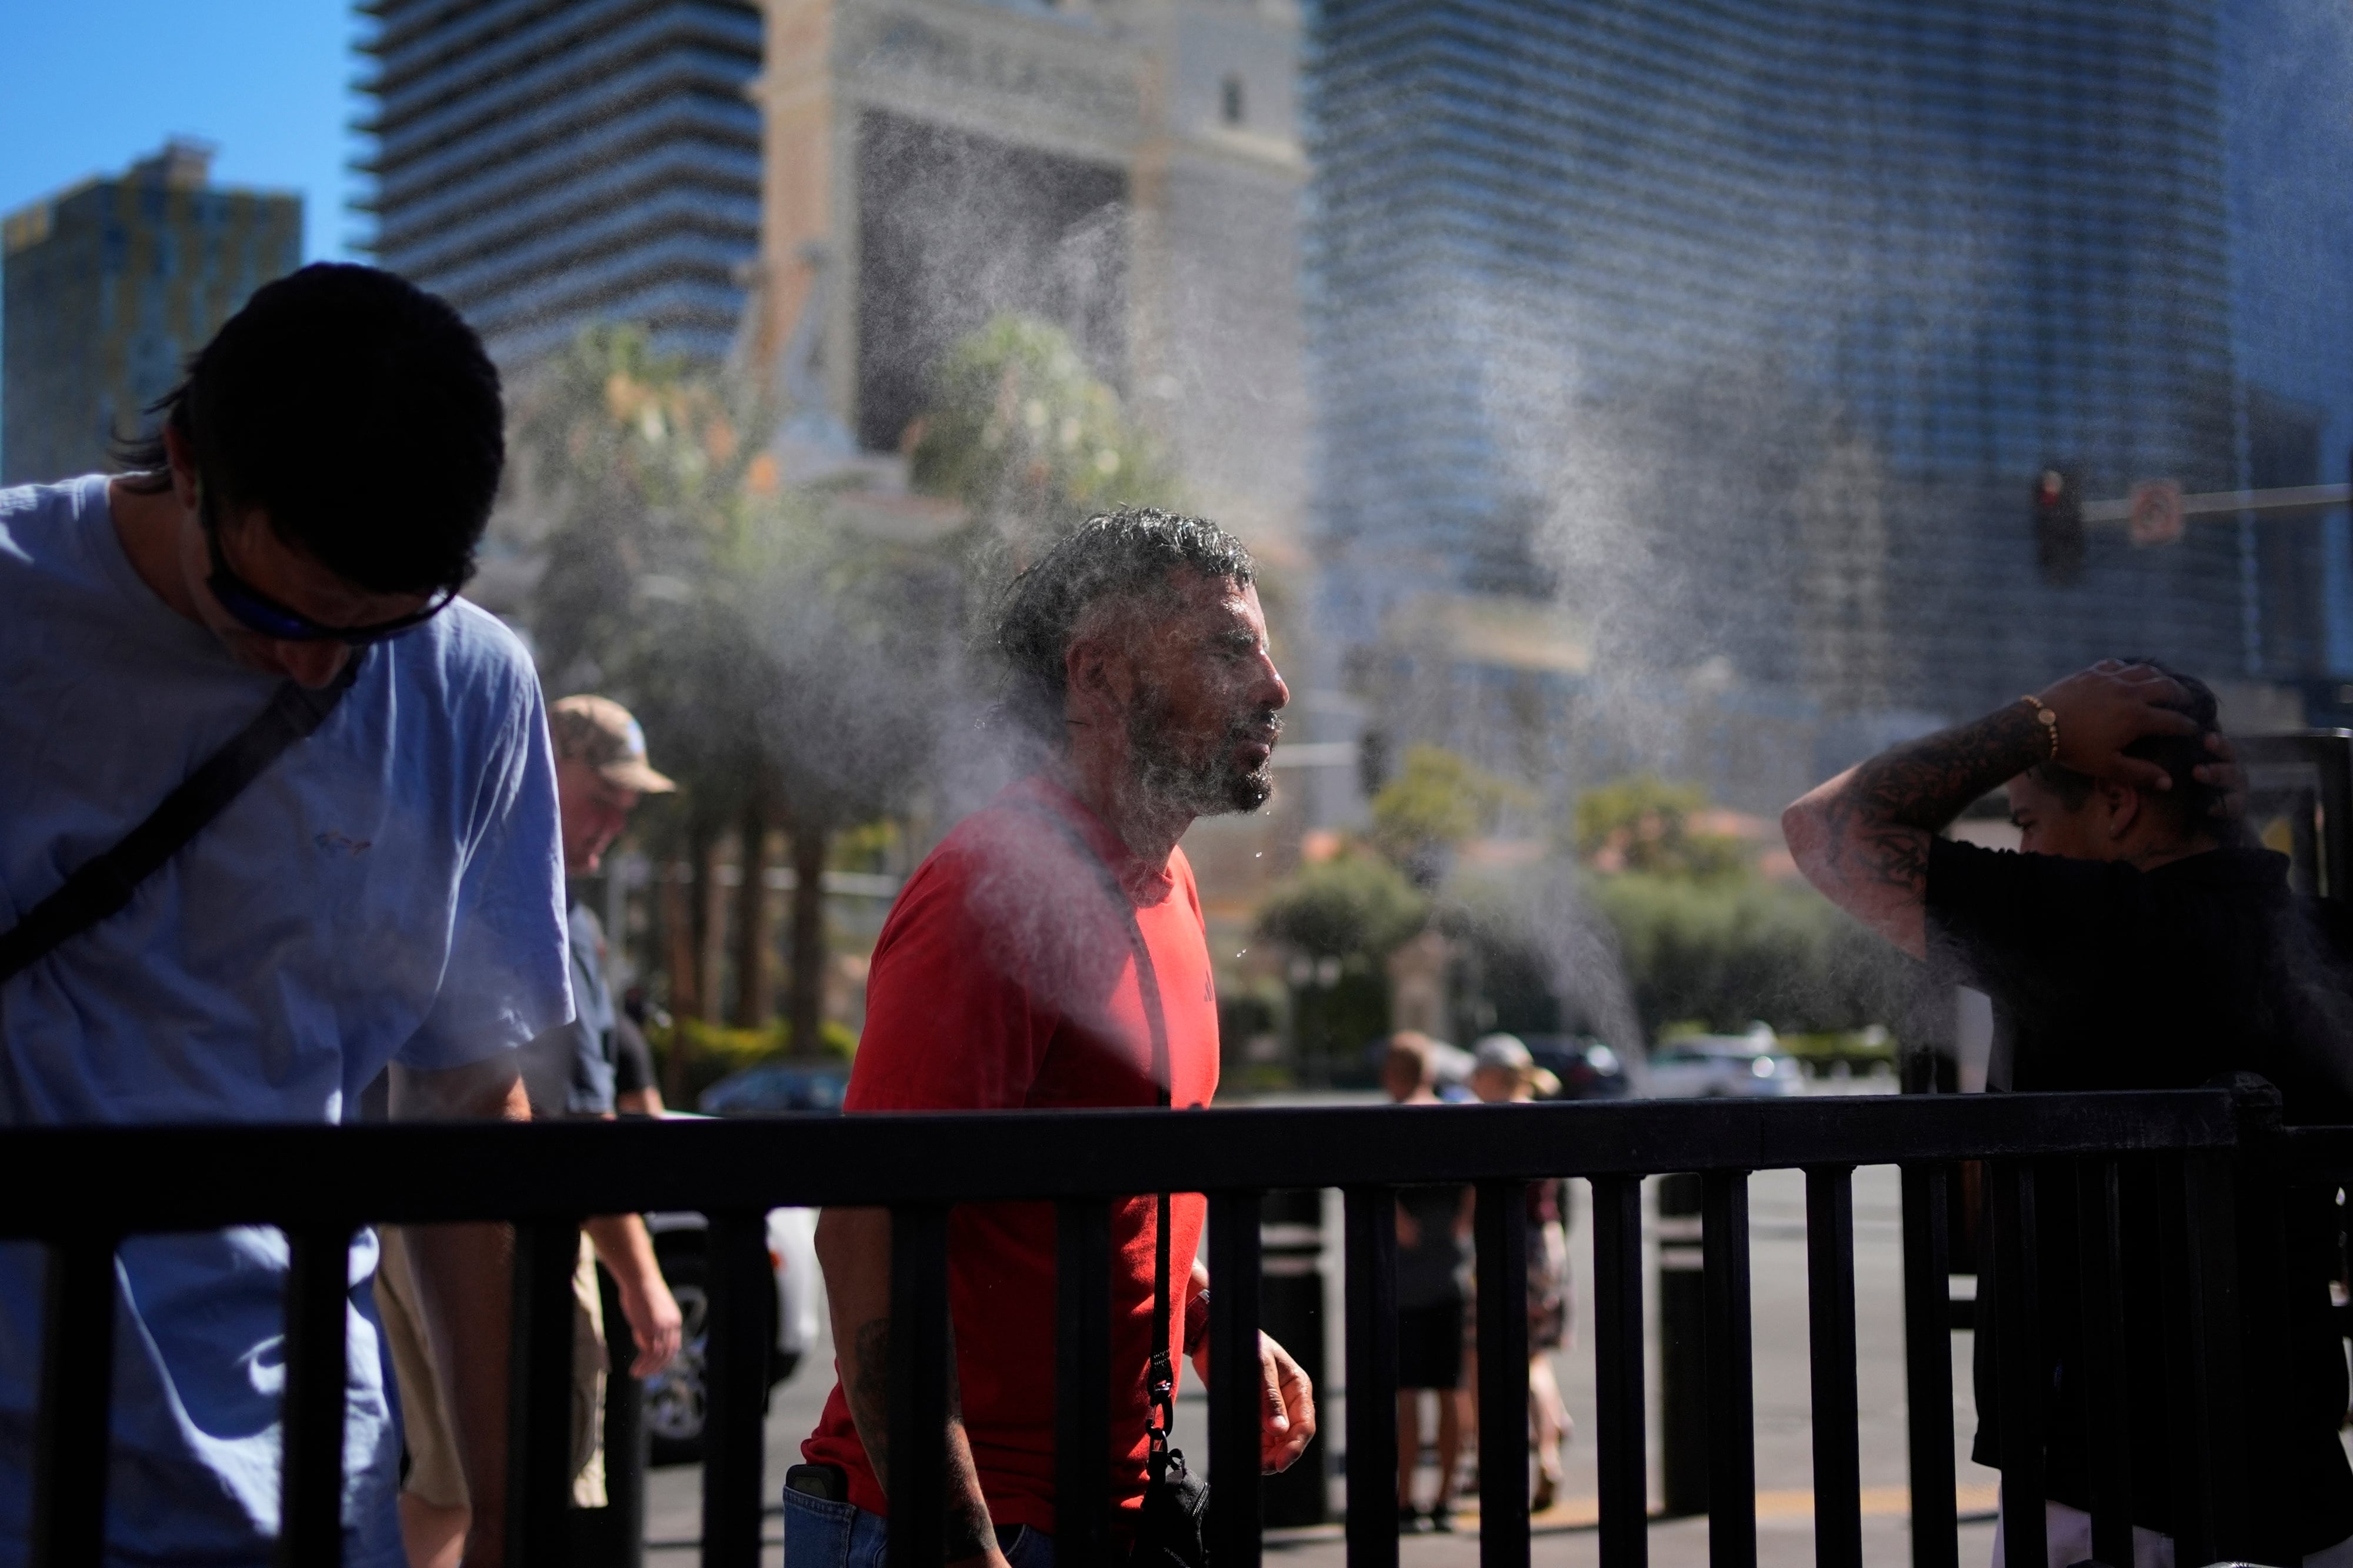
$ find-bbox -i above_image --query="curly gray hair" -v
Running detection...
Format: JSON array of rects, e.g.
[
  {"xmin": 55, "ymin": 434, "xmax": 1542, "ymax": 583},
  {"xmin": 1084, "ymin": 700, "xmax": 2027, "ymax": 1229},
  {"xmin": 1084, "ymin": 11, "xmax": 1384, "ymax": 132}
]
[{"xmin": 992, "ymin": 506, "xmax": 1255, "ymax": 743}]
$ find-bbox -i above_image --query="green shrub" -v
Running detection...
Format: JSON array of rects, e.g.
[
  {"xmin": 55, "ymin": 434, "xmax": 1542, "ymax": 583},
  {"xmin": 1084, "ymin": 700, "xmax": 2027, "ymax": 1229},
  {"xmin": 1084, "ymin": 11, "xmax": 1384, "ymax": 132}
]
[
  {"xmin": 648, "ymin": 1015, "xmax": 859, "ymax": 1103},
  {"xmin": 1588, "ymin": 872, "xmax": 1911, "ymax": 1039},
  {"xmin": 1255, "ymin": 852, "xmax": 1429, "ymax": 959}
]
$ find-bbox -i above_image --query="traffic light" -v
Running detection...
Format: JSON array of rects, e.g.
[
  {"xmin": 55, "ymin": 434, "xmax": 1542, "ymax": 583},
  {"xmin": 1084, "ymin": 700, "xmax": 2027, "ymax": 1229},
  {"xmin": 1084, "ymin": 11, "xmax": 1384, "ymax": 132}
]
[{"xmin": 2034, "ymin": 467, "xmax": 2084, "ymax": 586}]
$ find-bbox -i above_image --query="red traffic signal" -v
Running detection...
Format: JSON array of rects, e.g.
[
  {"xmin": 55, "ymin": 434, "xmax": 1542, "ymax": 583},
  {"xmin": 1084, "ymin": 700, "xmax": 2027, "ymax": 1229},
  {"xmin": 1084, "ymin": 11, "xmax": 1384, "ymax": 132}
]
[{"xmin": 2034, "ymin": 468, "xmax": 2084, "ymax": 586}]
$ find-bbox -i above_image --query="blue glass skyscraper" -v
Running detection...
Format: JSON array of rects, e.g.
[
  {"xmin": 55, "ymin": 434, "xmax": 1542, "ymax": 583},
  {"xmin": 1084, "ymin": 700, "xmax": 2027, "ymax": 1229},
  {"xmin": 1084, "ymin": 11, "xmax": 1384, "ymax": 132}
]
[
  {"xmin": 1307, "ymin": 0, "xmax": 2353, "ymax": 719},
  {"xmin": 359, "ymin": 0, "xmax": 762, "ymax": 367}
]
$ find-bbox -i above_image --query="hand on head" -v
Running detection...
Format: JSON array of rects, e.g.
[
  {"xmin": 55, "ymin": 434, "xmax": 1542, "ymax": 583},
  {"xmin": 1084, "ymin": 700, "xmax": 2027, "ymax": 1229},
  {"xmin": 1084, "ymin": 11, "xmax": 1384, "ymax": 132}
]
[
  {"xmin": 2192, "ymin": 730, "xmax": 2246, "ymax": 822},
  {"xmin": 2037, "ymin": 659, "xmax": 2202, "ymax": 792}
]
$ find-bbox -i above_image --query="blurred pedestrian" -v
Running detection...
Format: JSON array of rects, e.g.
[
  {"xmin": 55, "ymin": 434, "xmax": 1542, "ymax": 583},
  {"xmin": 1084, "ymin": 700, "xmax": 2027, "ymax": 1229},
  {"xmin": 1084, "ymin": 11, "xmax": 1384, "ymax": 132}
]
[
  {"xmin": 1466, "ymin": 1035, "xmax": 1572, "ymax": 1512},
  {"xmin": 1784, "ymin": 658, "xmax": 2353, "ymax": 1567},
  {"xmin": 796, "ymin": 509, "xmax": 1315, "ymax": 1568},
  {"xmin": 1382, "ymin": 1032, "xmax": 1473, "ymax": 1532},
  {"xmin": 615, "ymin": 987, "xmax": 665, "ymax": 1116},
  {"xmin": 0, "ymin": 264, "xmax": 568, "ymax": 1566},
  {"xmin": 376, "ymin": 695, "xmax": 683, "ymax": 1566}
]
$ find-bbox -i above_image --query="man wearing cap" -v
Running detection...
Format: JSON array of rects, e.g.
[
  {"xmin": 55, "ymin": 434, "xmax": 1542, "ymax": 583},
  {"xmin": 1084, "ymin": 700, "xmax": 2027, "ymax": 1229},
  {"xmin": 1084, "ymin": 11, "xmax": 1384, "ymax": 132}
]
[{"xmin": 378, "ymin": 695, "xmax": 682, "ymax": 1567}]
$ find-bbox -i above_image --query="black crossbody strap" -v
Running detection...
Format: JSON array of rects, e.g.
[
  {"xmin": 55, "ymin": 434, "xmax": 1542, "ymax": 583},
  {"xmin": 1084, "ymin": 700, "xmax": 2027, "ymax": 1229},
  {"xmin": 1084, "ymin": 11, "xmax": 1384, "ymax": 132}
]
[
  {"xmin": 1010, "ymin": 799, "xmax": 1180, "ymax": 1474},
  {"xmin": 0, "ymin": 656, "xmax": 365, "ymax": 984}
]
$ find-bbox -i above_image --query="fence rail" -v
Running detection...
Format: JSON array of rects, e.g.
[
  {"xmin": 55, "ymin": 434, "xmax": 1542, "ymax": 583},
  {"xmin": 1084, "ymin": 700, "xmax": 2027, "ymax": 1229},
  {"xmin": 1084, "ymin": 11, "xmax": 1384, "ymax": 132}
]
[{"xmin": 5, "ymin": 1080, "xmax": 2319, "ymax": 1568}]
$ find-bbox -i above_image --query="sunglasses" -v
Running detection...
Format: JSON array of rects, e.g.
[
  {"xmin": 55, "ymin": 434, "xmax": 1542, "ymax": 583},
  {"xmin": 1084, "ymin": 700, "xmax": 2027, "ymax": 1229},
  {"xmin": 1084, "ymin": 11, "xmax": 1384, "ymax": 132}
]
[{"xmin": 199, "ymin": 487, "xmax": 455, "ymax": 645}]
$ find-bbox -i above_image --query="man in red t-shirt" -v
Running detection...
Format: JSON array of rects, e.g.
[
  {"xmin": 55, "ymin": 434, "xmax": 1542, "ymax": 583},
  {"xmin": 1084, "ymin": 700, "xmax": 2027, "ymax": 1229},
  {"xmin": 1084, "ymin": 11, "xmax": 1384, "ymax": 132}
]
[{"xmin": 793, "ymin": 508, "xmax": 1315, "ymax": 1568}]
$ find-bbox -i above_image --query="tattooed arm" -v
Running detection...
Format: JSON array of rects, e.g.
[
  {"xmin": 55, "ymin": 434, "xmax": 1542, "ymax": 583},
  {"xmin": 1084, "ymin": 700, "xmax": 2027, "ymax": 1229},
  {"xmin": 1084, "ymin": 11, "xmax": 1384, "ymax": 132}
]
[
  {"xmin": 815, "ymin": 1207, "xmax": 1008, "ymax": 1568},
  {"xmin": 1782, "ymin": 660, "xmax": 2198, "ymax": 958}
]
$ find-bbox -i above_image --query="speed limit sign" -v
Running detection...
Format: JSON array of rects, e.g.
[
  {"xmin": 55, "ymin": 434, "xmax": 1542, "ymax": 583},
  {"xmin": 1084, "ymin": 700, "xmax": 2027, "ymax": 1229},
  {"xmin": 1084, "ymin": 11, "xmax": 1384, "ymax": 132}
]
[{"xmin": 2129, "ymin": 479, "xmax": 2185, "ymax": 546}]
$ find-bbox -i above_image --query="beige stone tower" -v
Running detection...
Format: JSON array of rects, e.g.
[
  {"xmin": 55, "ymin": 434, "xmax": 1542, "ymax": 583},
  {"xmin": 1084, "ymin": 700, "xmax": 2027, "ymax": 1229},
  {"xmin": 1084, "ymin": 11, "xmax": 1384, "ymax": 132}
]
[{"xmin": 745, "ymin": 0, "xmax": 1308, "ymax": 556}]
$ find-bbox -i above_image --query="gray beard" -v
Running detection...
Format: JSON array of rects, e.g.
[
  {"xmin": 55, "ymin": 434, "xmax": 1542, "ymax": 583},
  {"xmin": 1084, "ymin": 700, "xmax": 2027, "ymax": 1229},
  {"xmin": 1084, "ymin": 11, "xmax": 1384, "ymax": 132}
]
[{"xmin": 1126, "ymin": 694, "xmax": 1277, "ymax": 816}]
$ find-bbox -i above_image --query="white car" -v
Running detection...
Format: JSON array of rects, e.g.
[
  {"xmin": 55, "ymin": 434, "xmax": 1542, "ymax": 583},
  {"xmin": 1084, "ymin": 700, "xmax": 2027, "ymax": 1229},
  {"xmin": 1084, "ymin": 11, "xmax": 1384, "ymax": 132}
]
[
  {"xmin": 642, "ymin": 1205, "xmax": 823, "ymax": 1466},
  {"xmin": 1641, "ymin": 1033, "xmax": 1805, "ymax": 1098}
]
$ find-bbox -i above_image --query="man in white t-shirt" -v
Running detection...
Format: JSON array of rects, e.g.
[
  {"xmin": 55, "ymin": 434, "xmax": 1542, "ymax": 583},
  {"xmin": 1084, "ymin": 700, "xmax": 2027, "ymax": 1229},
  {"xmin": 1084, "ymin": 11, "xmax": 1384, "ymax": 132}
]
[{"xmin": 0, "ymin": 264, "xmax": 572, "ymax": 1567}]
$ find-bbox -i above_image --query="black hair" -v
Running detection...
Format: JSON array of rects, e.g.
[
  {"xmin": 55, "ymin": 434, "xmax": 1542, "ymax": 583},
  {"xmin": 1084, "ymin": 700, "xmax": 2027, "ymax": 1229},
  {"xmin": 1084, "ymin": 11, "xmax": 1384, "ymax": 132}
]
[
  {"xmin": 114, "ymin": 262, "xmax": 504, "ymax": 596},
  {"xmin": 2029, "ymin": 657, "xmax": 2238, "ymax": 842},
  {"xmin": 992, "ymin": 506, "xmax": 1255, "ymax": 742}
]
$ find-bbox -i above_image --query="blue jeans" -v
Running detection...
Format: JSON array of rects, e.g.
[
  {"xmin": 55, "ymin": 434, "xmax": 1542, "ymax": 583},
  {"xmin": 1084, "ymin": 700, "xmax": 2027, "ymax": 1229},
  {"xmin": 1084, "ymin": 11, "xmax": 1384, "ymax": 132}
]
[{"xmin": 781, "ymin": 1485, "xmax": 1056, "ymax": 1568}]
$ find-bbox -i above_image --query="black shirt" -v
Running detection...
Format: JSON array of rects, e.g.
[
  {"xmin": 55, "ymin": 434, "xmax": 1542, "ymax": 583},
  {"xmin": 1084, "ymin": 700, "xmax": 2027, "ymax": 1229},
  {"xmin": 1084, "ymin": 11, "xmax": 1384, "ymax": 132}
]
[{"xmin": 1927, "ymin": 837, "xmax": 2353, "ymax": 1551}]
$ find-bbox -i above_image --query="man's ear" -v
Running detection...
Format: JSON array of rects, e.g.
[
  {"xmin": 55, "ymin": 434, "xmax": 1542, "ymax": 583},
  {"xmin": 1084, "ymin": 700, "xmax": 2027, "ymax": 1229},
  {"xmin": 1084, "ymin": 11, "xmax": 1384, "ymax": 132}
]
[
  {"xmin": 1062, "ymin": 625, "xmax": 1133, "ymax": 730},
  {"xmin": 2095, "ymin": 777, "xmax": 2141, "ymax": 842}
]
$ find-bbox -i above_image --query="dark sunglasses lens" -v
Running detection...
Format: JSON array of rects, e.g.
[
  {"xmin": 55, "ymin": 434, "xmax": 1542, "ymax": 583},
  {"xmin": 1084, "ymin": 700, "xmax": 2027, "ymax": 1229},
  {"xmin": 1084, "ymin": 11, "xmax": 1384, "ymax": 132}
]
[{"xmin": 214, "ymin": 575, "xmax": 325, "ymax": 640}]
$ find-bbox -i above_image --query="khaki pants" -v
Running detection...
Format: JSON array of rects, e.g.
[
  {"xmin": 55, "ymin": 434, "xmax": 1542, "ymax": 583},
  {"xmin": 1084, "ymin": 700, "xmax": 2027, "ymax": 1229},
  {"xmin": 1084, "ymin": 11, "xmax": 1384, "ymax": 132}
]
[{"xmin": 375, "ymin": 1226, "xmax": 608, "ymax": 1510}]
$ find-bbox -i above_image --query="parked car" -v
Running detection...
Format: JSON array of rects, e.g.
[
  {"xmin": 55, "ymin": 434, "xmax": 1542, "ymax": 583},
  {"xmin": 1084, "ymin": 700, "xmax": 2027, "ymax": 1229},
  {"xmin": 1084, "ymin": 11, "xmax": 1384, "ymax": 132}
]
[
  {"xmin": 644, "ymin": 1204, "xmax": 822, "ymax": 1465},
  {"xmin": 1641, "ymin": 1029, "xmax": 1804, "ymax": 1099},
  {"xmin": 696, "ymin": 1060, "xmax": 850, "ymax": 1116},
  {"xmin": 1521, "ymin": 1035, "xmax": 1631, "ymax": 1100},
  {"xmin": 641, "ymin": 1062, "xmax": 848, "ymax": 1464}
]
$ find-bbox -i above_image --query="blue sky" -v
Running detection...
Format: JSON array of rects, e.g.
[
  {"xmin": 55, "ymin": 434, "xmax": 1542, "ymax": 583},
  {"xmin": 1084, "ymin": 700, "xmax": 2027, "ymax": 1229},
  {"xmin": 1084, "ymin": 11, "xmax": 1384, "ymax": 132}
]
[{"xmin": 0, "ymin": 1, "xmax": 364, "ymax": 261}]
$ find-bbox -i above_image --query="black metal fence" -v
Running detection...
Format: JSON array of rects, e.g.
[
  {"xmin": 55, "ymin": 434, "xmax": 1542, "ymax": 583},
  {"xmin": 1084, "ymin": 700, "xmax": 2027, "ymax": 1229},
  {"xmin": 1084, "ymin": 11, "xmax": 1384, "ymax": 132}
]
[{"xmin": 5, "ymin": 1077, "xmax": 2335, "ymax": 1568}]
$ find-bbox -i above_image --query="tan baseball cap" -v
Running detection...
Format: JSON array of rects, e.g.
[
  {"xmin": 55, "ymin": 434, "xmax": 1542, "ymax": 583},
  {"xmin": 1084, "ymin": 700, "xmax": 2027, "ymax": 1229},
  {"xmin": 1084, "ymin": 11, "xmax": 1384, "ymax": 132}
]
[{"xmin": 549, "ymin": 695, "xmax": 676, "ymax": 793}]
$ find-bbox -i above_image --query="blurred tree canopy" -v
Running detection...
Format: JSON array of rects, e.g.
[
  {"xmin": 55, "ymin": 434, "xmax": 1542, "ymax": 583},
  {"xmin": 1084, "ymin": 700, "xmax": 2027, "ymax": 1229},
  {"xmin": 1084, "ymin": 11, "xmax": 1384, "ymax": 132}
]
[
  {"xmin": 1558, "ymin": 772, "xmax": 1911, "ymax": 1039},
  {"xmin": 1585, "ymin": 872, "xmax": 1907, "ymax": 1036},
  {"xmin": 516, "ymin": 323, "xmax": 948, "ymax": 1057},
  {"xmin": 906, "ymin": 313, "xmax": 1175, "ymax": 558},
  {"xmin": 1571, "ymin": 773, "xmax": 1749, "ymax": 879},
  {"xmin": 1369, "ymin": 743, "xmax": 1532, "ymax": 885},
  {"xmin": 1255, "ymin": 851, "xmax": 1430, "ymax": 960}
]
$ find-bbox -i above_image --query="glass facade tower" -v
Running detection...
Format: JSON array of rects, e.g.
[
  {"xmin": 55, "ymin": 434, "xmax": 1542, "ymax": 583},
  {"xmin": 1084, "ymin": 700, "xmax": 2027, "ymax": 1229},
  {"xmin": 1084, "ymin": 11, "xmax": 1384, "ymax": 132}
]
[
  {"xmin": 1, "ymin": 141, "xmax": 301, "ymax": 486},
  {"xmin": 358, "ymin": 0, "xmax": 763, "ymax": 368},
  {"xmin": 1307, "ymin": 0, "xmax": 2352, "ymax": 719}
]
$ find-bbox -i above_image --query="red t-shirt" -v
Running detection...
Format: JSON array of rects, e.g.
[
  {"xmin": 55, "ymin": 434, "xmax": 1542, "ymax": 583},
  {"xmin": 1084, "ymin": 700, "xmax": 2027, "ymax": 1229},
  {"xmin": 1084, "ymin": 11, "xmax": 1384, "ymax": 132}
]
[{"xmin": 801, "ymin": 775, "xmax": 1221, "ymax": 1533}]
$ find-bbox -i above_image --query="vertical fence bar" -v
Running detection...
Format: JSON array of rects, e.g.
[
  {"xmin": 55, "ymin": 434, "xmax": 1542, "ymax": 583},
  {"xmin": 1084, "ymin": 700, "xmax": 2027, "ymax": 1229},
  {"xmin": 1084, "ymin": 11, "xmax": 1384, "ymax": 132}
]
[
  {"xmin": 589, "ymin": 1260, "xmax": 649, "ymax": 1568},
  {"xmin": 1701, "ymin": 1173, "xmax": 1755, "ymax": 1568},
  {"xmin": 2161, "ymin": 1152, "xmax": 2244, "ymax": 1566},
  {"xmin": 31, "ymin": 1233, "xmax": 118, "ymax": 1568},
  {"xmin": 1475, "ymin": 1179, "xmax": 1532, "ymax": 1568},
  {"xmin": 2074, "ymin": 1159, "xmax": 2132, "ymax": 1568},
  {"xmin": 1342, "ymin": 1187, "xmax": 1400, "ymax": 1568},
  {"xmin": 277, "ymin": 1222, "xmax": 356, "ymax": 1568},
  {"xmin": 2224, "ymin": 1075, "xmax": 2289, "ymax": 1566},
  {"xmin": 1804, "ymin": 1169, "xmax": 1861, "ymax": 1568},
  {"xmin": 704, "ymin": 1211, "xmax": 775, "ymax": 1568},
  {"xmin": 886, "ymin": 1205, "xmax": 953, "ymax": 1568},
  {"xmin": 1209, "ymin": 1190, "xmax": 1265, "ymax": 1568},
  {"xmin": 1988, "ymin": 1164, "xmax": 2044, "ymax": 1568},
  {"xmin": 1056, "ymin": 1199, "xmax": 1114, "ymax": 1568},
  {"xmin": 508, "ymin": 1219, "xmax": 581, "ymax": 1568},
  {"xmin": 1898, "ymin": 1165, "xmax": 1957, "ymax": 1568},
  {"xmin": 1657, "ymin": 1175, "xmax": 1707, "ymax": 1518},
  {"xmin": 1591, "ymin": 1175, "xmax": 1648, "ymax": 1568}
]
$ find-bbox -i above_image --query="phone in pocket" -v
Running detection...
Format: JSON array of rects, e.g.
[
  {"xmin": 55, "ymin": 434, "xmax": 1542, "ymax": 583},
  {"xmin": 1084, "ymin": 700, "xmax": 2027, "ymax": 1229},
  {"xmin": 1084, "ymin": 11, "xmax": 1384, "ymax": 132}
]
[{"xmin": 785, "ymin": 1462, "xmax": 849, "ymax": 1503}]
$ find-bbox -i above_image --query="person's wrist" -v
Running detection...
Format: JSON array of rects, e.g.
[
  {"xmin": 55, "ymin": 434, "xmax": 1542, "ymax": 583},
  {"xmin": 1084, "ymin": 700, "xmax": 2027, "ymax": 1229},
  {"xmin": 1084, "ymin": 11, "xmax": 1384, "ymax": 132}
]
[{"xmin": 2017, "ymin": 693, "xmax": 2060, "ymax": 764}]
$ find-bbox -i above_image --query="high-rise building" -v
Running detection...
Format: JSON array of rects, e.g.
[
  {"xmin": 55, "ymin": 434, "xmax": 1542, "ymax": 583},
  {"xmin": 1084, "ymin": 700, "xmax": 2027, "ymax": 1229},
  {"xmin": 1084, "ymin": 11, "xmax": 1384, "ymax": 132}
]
[
  {"xmin": 2222, "ymin": 0, "xmax": 2353, "ymax": 685},
  {"xmin": 1, "ymin": 141, "xmax": 301, "ymax": 486},
  {"xmin": 1306, "ymin": 0, "xmax": 2350, "ymax": 728},
  {"xmin": 358, "ymin": 0, "xmax": 764, "ymax": 368},
  {"xmin": 745, "ymin": 0, "xmax": 1309, "ymax": 552}
]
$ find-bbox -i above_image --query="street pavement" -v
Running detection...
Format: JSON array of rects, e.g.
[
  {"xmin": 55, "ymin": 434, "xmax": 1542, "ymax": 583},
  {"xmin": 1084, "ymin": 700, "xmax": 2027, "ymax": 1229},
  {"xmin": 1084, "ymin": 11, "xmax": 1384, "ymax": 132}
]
[{"xmin": 642, "ymin": 1160, "xmax": 2004, "ymax": 1567}]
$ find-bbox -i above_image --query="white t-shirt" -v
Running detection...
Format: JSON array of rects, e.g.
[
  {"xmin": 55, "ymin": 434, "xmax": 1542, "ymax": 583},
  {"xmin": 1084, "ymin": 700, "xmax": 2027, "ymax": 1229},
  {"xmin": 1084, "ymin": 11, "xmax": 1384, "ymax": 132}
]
[{"xmin": 0, "ymin": 476, "xmax": 573, "ymax": 1565}]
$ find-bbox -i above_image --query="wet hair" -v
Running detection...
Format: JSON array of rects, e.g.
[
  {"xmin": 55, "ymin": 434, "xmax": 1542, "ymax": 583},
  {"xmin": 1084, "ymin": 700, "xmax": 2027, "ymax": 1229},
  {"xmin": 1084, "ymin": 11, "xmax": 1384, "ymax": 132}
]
[
  {"xmin": 992, "ymin": 506, "xmax": 1254, "ymax": 743},
  {"xmin": 2029, "ymin": 658, "xmax": 2238, "ymax": 842},
  {"xmin": 114, "ymin": 263, "xmax": 504, "ymax": 596}
]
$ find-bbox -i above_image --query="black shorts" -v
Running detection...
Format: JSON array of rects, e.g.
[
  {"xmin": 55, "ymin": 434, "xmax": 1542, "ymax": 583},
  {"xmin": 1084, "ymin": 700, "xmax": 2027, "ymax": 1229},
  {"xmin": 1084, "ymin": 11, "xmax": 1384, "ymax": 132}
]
[{"xmin": 1397, "ymin": 1299, "xmax": 1465, "ymax": 1390}]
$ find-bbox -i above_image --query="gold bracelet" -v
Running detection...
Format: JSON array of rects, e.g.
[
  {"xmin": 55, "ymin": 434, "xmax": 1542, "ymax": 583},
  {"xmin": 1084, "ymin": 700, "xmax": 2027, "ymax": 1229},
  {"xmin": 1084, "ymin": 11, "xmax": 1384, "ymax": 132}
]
[{"xmin": 2019, "ymin": 694, "xmax": 2059, "ymax": 761}]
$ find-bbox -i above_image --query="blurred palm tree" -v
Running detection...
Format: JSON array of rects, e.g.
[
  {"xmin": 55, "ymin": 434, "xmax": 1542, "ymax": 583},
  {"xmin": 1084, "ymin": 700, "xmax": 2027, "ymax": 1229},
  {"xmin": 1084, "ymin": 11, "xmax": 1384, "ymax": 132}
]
[
  {"xmin": 517, "ymin": 325, "xmax": 944, "ymax": 1067},
  {"xmin": 908, "ymin": 312, "xmax": 1175, "ymax": 566}
]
